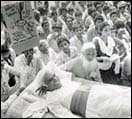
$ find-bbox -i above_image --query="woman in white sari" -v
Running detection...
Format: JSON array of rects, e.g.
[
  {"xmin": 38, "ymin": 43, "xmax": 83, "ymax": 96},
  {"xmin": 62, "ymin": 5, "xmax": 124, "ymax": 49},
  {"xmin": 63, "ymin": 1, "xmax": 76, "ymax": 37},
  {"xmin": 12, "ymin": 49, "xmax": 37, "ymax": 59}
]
[{"xmin": 93, "ymin": 22, "xmax": 121, "ymax": 85}]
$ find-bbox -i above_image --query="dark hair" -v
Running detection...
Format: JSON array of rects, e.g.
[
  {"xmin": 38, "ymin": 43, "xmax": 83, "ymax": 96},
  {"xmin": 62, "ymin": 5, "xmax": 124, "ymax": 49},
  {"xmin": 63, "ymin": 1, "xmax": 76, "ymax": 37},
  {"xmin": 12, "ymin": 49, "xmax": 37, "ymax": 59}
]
[
  {"xmin": 51, "ymin": 11, "xmax": 57, "ymax": 17},
  {"xmin": 42, "ymin": 21, "xmax": 49, "ymax": 28},
  {"xmin": 92, "ymin": 12, "xmax": 99, "ymax": 19},
  {"xmin": 44, "ymin": 1, "xmax": 49, "ymax": 10},
  {"xmin": 93, "ymin": 1, "xmax": 101, "ymax": 8},
  {"xmin": 94, "ymin": 14, "xmax": 104, "ymax": 23},
  {"xmin": 68, "ymin": 7, "xmax": 74, "ymax": 13},
  {"xmin": 103, "ymin": 5, "xmax": 110, "ymax": 12},
  {"xmin": 1, "ymin": 44, "xmax": 9, "ymax": 53},
  {"xmin": 99, "ymin": 22, "xmax": 110, "ymax": 32},
  {"xmin": 113, "ymin": 1, "xmax": 120, "ymax": 8},
  {"xmin": 34, "ymin": 11, "xmax": 40, "ymax": 23},
  {"xmin": 37, "ymin": 7, "xmax": 48, "ymax": 16},
  {"xmin": 88, "ymin": 7, "xmax": 96, "ymax": 16},
  {"xmin": 110, "ymin": 10, "xmax": 119, "ymax": 17},
  {"xmin": 87, "ymin": 3, "xmax": 93, "ymax": 8},
  {"xmin": 57, "ymin": 35, "xmax": 70, "ymax": 48},
  {"xmin": 114, "ymin": 20, "xmax": 125, "ymax": 29},
  {"xmin": 59, "ymin": 7, "xmax": 67, "ymax": 15},
  {"xmin": 75, "ymin": 10, "xmax": 82, "ymax": 17}
]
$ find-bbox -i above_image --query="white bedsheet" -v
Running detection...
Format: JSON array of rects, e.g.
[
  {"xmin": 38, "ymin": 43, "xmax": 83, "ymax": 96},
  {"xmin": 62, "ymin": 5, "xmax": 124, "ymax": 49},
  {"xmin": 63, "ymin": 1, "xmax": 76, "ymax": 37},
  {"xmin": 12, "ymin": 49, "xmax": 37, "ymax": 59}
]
[{"xmin": 86, "ymin": 84, "xmax": 131, "ymax": 118}]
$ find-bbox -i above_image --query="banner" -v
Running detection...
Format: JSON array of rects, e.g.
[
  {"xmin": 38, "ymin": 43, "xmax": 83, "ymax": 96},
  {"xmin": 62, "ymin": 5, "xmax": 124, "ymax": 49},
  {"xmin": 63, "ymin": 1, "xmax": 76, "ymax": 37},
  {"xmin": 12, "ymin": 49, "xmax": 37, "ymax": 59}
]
[{"xmin": 1, "ymin": 1, "xmax": 39, "ymax": 54}]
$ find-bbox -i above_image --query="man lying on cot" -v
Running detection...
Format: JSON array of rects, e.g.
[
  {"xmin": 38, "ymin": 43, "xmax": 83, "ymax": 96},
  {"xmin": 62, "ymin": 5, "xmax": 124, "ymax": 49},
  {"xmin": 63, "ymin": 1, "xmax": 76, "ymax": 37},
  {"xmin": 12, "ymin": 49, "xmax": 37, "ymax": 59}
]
[{"xmin": 21, "ymin": 62, "xmax": 131, "ymax": 118}]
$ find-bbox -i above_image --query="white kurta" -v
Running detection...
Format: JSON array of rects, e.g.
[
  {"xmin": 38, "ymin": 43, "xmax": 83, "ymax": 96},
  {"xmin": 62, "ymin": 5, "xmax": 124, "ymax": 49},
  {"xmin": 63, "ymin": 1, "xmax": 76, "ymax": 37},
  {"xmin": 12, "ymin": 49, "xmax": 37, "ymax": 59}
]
[
  {"xmin": 35, "ymin": 47, "xmax": 57, "ymax": 66},
  {"xmin": 14, "ymin": 54, "xmax": 42, "ymax": 87},
  {"xmin": 70, "ymin": 35, "xmax": 87, "ymax": 54},
  {"xmin": 55, "ymin": 46, "xmax": 78, "ymax": 66}
]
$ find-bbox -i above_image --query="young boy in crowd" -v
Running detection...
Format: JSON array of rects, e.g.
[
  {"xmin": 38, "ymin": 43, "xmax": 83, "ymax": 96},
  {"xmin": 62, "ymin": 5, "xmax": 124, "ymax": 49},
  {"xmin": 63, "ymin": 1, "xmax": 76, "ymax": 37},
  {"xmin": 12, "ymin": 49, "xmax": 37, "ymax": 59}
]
[{"xmin": 56, "ymin": 35, "xmax": 78, "ymax": 66}]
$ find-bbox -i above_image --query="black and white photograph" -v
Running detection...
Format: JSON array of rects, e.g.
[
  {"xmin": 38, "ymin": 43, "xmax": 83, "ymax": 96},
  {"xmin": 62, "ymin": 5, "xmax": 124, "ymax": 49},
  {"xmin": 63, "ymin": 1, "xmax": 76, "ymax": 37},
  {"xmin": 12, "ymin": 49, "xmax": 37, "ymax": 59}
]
[{"xmin": 1, "ymin": 1, "xmax": 131, "ymax": 118}]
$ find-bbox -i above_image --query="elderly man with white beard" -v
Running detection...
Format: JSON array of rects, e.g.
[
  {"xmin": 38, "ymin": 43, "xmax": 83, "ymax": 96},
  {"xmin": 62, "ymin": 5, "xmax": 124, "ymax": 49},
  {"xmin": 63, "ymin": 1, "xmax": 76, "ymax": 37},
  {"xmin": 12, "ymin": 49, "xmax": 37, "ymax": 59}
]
[{"xmin": 59, "ymin": 42, "xmax": 102, "ymax": 82}]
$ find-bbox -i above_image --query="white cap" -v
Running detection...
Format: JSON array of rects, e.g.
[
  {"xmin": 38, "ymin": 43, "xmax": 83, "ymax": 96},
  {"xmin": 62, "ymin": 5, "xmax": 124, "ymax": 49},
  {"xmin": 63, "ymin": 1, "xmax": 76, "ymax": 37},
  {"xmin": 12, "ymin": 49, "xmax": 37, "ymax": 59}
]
[{"xmin": 81, "ymin": 42, "xmax": 96, "ymax": 53}]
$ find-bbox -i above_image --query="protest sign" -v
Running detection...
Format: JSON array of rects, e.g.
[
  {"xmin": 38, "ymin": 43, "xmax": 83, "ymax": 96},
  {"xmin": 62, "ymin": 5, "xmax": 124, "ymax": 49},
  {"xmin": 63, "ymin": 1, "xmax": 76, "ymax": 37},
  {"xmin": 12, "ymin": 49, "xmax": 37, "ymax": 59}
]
[{"xmin": 1, "ymin": 1, "xmax": 39, "ymax": 54}]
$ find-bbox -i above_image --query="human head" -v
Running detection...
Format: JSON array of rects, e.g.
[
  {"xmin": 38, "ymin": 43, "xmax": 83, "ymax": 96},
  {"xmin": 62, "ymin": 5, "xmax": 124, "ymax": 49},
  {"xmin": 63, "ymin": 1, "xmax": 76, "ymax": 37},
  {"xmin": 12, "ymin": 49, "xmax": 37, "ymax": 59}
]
[
  {"xmin": 51, "ymin": 11, "xmax": 58, "ymax": 21},
  {"xmin": 37, "ymin": 7, "xmax": 48, "ymax": 17},
  {"xmin": 114, "ymin": 20, "xmax": 125, "ymax": 30},
  {"xmin": 117, "ymin": 1, "xmax": 127, "ymax": 13},
  {"xmin": 117, "ymin": 28, "xmax": 128, "ymax": 40},
  {"xmin": 103, "ymin": 5, "xmax": 110, "ymax": 15},
  {"xmin": 110, "ymin": 27, "xmax": 117, "ymax": 38},
  {"xmin": 87, "ymin": 2, "xmax": 93, "ymax": 8},
  {"xmin": 22, "ymin": 48, "xmax": 34, "ymax": 60},
  {"xmin": 75, "ymin": 10, "xmax": 82, "ymax": 21},
  {"xmin": 66, "ymin": 16, "xmax": 74, "ymax": 27},
  {"xmin": 110, "ymin": 10, "xmax": 119, "ymax": 23},
  {"xmin": 52, "ymin": 22, "xmax": 62, "ymax": 34},
  {"xmin": 81, "ymin": 42, "xmax": 96, "ymax": 61},
  {"xmin": 123, "ymin": 12, "xmax": 131, "ymax": 21},
  {"xmin": 94, "ymin": 14, "xmax": 104, "ymax": 26},
  {"xmin": 50, "ymin": 5, "xmax": 57, "ymax": 11},
  {"xmin": 59, "ymin": 7, "xmax": 67, "ymax": 17},
  {"xmin": 36, "ymin": 64, "xmax": 62, "ymax": 91},
  {"xmin": 99, "ymin": 22, "xmax": 111, "ymax": 37},
  {"xmin": 61, "ymin": 1, "xmax": 67, "ymax": 8},
  {"xmin": 84, "ymin": 17, "xmax": 92, "ymax": 30},
  {"xmin": 88, "ymin": 7, "xmax": 96, "ymax": 18},
  {"xmin": 57, "ymin": 35, "xmax": 70, "ymax": 51},
  {"xmin": 94, "ymin": 1, "xmax": 103, "ymax": 13},
  {"xmin": 68, "ymin": 6, "xmax": 74, "ymax": 16},
  {"xmin": 39, "ymin": 40, "xmax": 49, "ymax": 54},
  {"xmin": 114, "ymin": 20, "xmax": 126, "ymax": 39},
  {"xmin": 41, "ymin": 17, "xmax": 49, "ymax": 32},
  {"xmin": 73, "ymin": 24, "xmax": 83, "ymax": 37}
]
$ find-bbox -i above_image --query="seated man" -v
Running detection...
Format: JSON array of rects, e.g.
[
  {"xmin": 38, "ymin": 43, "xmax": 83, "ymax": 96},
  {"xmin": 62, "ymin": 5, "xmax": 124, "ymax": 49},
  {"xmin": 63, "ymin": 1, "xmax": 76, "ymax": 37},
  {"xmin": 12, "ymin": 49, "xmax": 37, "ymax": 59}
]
[
  {"xmin": 14, "ymin": 48, "xmax": 43, "ymax": 89},
  {"xmin": 34, "ymin": 40, "xmax": 57, "ymax": 66},
  {"xmin": 7, "ymin": 62, "xmax": 131, "ymax": 118},
  {"xmin": 60, "ymin": 42, "xmax": 102, "ymax": 82}
]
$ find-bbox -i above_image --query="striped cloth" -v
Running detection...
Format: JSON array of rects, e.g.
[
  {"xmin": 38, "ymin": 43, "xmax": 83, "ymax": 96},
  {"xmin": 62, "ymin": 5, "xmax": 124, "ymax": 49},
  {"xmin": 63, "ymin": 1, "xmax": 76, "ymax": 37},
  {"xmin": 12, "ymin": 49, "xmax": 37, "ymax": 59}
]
[{"xmin": 70, "ymin": 86, "xmax": 91, "ymax": 117}]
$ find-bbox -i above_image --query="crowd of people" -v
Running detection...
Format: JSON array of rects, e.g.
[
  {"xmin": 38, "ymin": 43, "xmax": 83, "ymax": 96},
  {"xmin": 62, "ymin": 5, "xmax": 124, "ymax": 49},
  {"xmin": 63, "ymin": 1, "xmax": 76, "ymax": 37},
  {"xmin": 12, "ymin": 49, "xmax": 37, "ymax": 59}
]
[{"xmin": 1, "ymin": 1, "xmax": 131, "ymax": 118}]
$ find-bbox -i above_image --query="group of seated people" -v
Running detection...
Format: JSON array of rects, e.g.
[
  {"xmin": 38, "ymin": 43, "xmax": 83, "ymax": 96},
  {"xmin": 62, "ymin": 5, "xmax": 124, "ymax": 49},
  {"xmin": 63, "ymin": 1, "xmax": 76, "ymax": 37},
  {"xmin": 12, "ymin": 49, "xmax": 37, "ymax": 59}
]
[{"xmin": 1, "ymin": 1, "xmax": 131, "ymax": 118}]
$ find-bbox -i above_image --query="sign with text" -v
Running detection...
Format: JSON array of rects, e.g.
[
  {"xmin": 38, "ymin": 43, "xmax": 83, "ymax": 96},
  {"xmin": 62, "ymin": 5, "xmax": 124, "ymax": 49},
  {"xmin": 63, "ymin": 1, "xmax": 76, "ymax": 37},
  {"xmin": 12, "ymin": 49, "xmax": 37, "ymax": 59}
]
[{"xmin": 1, "ymin": 1, "xmax": 39, "ymax": 54}]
